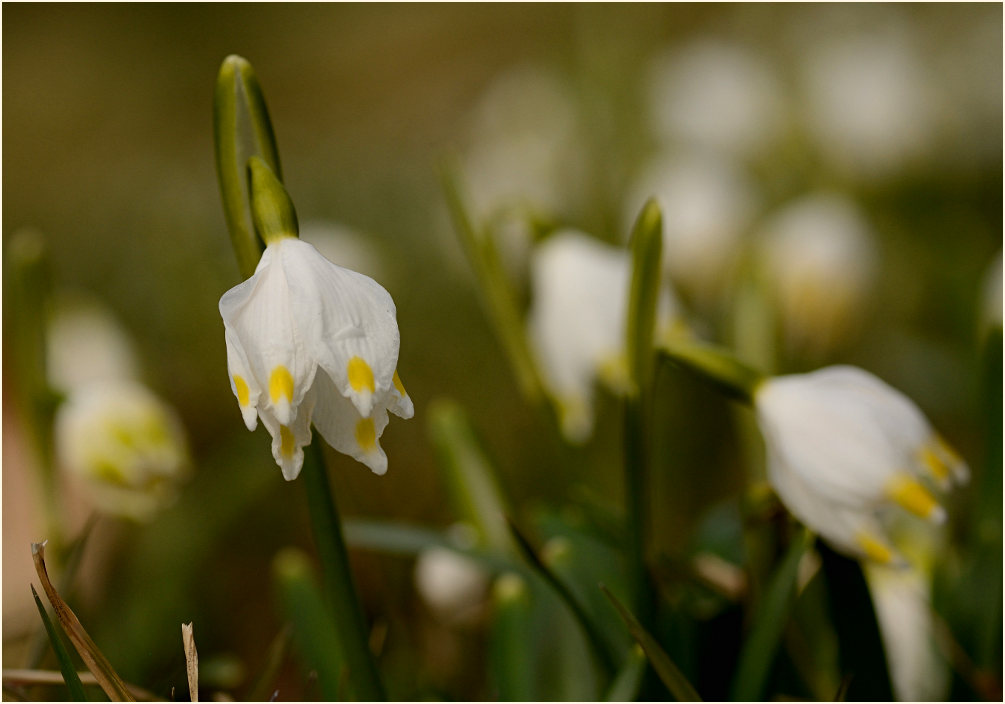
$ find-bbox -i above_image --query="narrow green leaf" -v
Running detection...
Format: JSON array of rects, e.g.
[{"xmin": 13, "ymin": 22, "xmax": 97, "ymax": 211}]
[
  {"xmin": 272, "ymin": 548, "xmax": 345, "ymax": 702},
  {"xmin": 605, "ymin": 645, "xmax": 647, "ymax": 702},
  {"xmin": 427, "ymin": 398, "xmax": 513, "ymax": 551},
  {"xmin": 729, "ymin": 528, "xmax": 813, "ymax": 701},
  {"xmin": 245, "ymin": 626, "xmax": 291, "ymax": 703},
  {"xmin": 213, "ymin": 55, "xmax": 280, "ymax": 278},
  {"xmin": 659, "ymin": 338, "xmax": 764, "ymax": 404},
  {"xmin": 489, "ymin": 573, "xmax": 537, "ymax": 701},
  {"xmin": 439, "ymin": 160, "xmax": 544, "ymax": 403},
  {"xmin": 507, "ymin": 518, "xmax": 616, "ymax": 677},
  {"xmin": 30, "ymin": 586, "xmax": 86, "ymax": 701},
  {"xmin": 625, "ymin": 198, "xmax": 663, "ymax": 396},
  {"xmin": 601, "ymin": 586, "xmax": 702, "ymax": 701},
  {"xmin": 31, "ymin": 542, "xmax": 133, "ymax": 701}
]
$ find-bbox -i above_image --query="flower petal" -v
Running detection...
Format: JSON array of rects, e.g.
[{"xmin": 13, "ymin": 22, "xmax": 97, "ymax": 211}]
[
  {"xmin": 258, "ymin": 387, "xmax": 315, "ymax": 481},
  {"xmin": 312, "ymin": 373, "xmax": 389, "ymax": 475}
]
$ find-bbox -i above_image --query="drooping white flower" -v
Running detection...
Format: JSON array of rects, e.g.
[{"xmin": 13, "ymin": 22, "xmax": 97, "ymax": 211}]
[
  {"xmin": 647, "ymin": 39, "xmax": 787, "ymax": 160},
  {"xmin": 755, "ymin": 366, "xmax": 968, "ymax": 564},
  {"xmin": 219, "ymin": 236, "xmax": 413, "ymax": 480},
  {"xmin": 55, "ymin": 381, "xmax": 190, "ymax": 521},
  {"xmin": 757, "ymin": 193, "xmax": 879, "ymax": 356},
  {"xmin": 527, "ymin": 230, "xmax": 682, "ymax": 442},
  {"xmin": 623, "ymin": 151, "xmax": 757, "ymax": 308}
]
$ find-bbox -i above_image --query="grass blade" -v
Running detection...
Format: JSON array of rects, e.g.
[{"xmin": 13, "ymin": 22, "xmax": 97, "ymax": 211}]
[
  {"xmin": 32, "ymin": 541, "xmax": 134, "ymax": 701},
  {"xmin": 30, "ymin": 586, "xmax": 86, "ymax": 701},
  {"xmin": 181, "ymin": 623, "xmax": 198, "ymax": 702},
  {"xmin": 601, "ymin": 585, "xmax": 702, "ymax": 701},
  {"xmin": 729, "ymin": 528, "xmax": 812, "ymax": 701}
]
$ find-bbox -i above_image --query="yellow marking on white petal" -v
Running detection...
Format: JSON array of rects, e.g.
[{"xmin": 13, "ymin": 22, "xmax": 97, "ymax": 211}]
[
  {"xmin": 918, "ymin": 444, "xmax": 950, "ymax": 482},
  {"xmin": 269, "ymin": 366, "xmax": 295, "ymax": 404},
  {"xmin": 233, "ymin": 375, "xmax": 250, "ymax": 407},
  {"xmin": 355, "ymin": 417, "xmax": 376, "ymax": 452},
  {"xmin": 347, "ymin": 356, "xmax": 375, "ymax": 393},
  {"xmin": 393, "ymin": 369, "xmax": 407, "ymax": 397},
  {"xmin": 279, "ymin": 425, "xmax": 295, "ymax": 458},
  {"xmin": 856, "ymin": 533, "xmax": 894, "ymax": 565},
  {"xmin": 887, "ymin": 474, "xmax": 943, "ymax": 521}
]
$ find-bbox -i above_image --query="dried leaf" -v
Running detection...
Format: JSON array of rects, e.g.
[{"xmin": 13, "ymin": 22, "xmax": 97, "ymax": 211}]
[{"xmin": 182, "ymin": 623, "xmax": 199, "ymax": 702}]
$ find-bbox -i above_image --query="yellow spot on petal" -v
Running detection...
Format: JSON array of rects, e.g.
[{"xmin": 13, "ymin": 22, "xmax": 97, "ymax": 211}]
[
  {"xmin": 857, "ymin": 533, "xmax": 894, "ymax": 564},
  {"xmin": 355, "ymin": 417, "xmax": 376, "ymax": 452},
  {"xmin": 393, "ymin": 369, "xmax": 407, "ymax": 397},
  {"xmin": 918, "ymin": 444, "xmax": 950, "ymax": 482},
  {"xmin": 348, "ymin": 357, "xmax": 375, "ymax": 393},
  {"xmin": 887, "ymin": 474, "xmax": 942, "ymax": 521},
  {"xmin": 269, "ymin": 366, "xmax": 294, "ymax": 404},
  {"xmin": 233, "ymin": 375, "xmax": 250, "ymax": 407},
  {"xmin": 279, "ymin": 425, "xmax": 295, "ymax": 458}
]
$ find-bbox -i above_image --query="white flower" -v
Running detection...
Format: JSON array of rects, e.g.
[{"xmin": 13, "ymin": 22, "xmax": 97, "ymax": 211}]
[
  {"xmin": 647, "ymin": 39, "xmax": 787, "ymax": 159},
  {"xmin": 624, "ymin": 151, "xmax": 757, "ymax": 308},
  {"xmin": 55, "ymin": 381, "xmax": 190, "ymax": 521},
  {"xmin": 799, "ymin": 29, "xmax": 934, "ymax": 178},
  {"xmin": 414, "ymin": 546, "xmax": 489, "ymax": 626},
  {"xmin": 757, "ymin": 193, "xmax": 878, "ymax": 356},
  {"xmin": 47, "ymin": 294, "xmax": 140, "ymax": 393},
  {"xmin": 219, "ymin": 236, "xmax": 413, "ymax": 480},
  {"xmin": 755, "ymin": 366, "xmax": 968, "ymax": 564},
  {"xmin": 527, "ymin": 230, "xmax": 682, "ymax": 442}
]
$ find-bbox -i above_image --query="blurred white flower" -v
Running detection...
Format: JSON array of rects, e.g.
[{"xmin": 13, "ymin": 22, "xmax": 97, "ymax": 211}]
[
  {"xmin": 219, "ymin": 236, "xmax": 413, "ymax": 480},
  {"xmin": 624, "ymin": 151, "xmax": 757, "ymax": 307},
  {"xmin": 757, "ymin": 193, "xmax": 879, "ymax": 356},
  {"xmin": 527, "ymin": 230, "xmax": 683, "ymax": 442},
  {"xmin": 47, "ymin": 295, "xmax": 140, "ymax": 393},
  {"xmin": 755, "ymin": 366, "xmax": 968, "ymax": 565},
  {"xmin": 647, "ymin": 39, "xmax": 787, "ymax": 159},
  {"xmin": 299, "ymin": 220, "xmax": 386, "ymax": 283},
  {"xmin": 55, "ymin": 381, "xmax": 189, "ymax": 521},
  {"xmin": 462, "ymin": 64, "xmax": 586, "ymax": 223},
  {"xmin": 800, "ymin": 30, "xmax": 934, "ymax": 178},
  {"xmin": 865, "ymin": 563, "xmax": 948, "ymax": 701},
  {"xmin": 414, "ymin": 546, "xmax": 489, "ymax": 626},
  {"xmin": 980, "ymin": 250, "xmax": 1002, "ymax": 334}
]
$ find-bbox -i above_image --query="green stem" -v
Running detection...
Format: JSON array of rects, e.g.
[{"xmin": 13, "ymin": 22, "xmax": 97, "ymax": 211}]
[
  {"xmin": 301, "ymin": 438, "xmax": 385, "ymax": 701},
  {"xmin": 659, "ymin": 339, "xmax": 763, "ymax": 405}
]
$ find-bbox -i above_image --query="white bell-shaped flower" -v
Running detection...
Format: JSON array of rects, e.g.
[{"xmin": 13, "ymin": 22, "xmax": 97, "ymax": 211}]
[
  {"xmin": 527, "ymin": 230, "xmax": 682, "ymax": 442},
  {"xmin": 219, "ymin": 236, "xmax": 413, "ymax": 480},
  {"xmin": 754, "ymin": 365, "xmax": 968, "ymax": 565},
  {"xmin": 55, "ymin": 380, "xmax": 190, "ymax": 521}
]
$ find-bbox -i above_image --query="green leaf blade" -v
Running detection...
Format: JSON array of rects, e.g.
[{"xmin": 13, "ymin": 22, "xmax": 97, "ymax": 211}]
[{"xmin": 31, "ymin": 585, "xmax": 87, "ymax": 702}]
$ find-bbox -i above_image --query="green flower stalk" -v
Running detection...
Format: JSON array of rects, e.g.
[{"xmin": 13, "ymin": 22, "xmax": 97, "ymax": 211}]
[{"xmin": 213, "ymin": 55, "xmax": 394, "ymax": 700}]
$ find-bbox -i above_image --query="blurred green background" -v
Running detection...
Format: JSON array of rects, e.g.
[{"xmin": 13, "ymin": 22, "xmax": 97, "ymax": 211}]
[{"xmin": 3, "ymin": 3, "xmax": 1001, "ymax": 701}]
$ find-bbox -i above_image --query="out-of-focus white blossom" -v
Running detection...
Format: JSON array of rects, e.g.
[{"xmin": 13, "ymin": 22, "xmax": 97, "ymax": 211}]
[
  {"xmin": 299, "ymin": 220, "xmax": 387, "ymax": 284},
  {"xmin": 527, "ymin": 230, "xmax": 683, "ymax": 442},
  {"xmin": 755, "ymin": 366, "xmax": 968, "ymax": 565},
  {"xmin": 980, "ymin": 250, "xmax": 1002, "ymax": 334},
  {"xmin": 47, "ymin": 295, "xmax": 140, "ymax": 393},
  {"xmin": 647, "ymin": 39, "xmax": 787, "ymax": 159},
  {"xmin": 461, "ymin": 65, "xmax": 586, "ymax": 224},
  {"xmin": 800, "ymin": 29, "xmax": 934, "ymax": 178},
  {"xmin": 220, "ymin": 236, "xmax": 412, "ymax": 480},
  {"xmin": 757, "ymin": 193, "xmax": 878, "ymax": 356},
  {"xmin": 865, "ymin": 563, "xmax": 948, "ymax": 701},
  {"xmin": 55, "ymin": 381, "xmax": 190, "ymax": 521},
  {"xmin": 624, "ymin": 151, "xmax": 757, "ymax": 307},
  {"xmin": 414, "ymin": 545, "xmax": 489, "ymax": 626}
]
